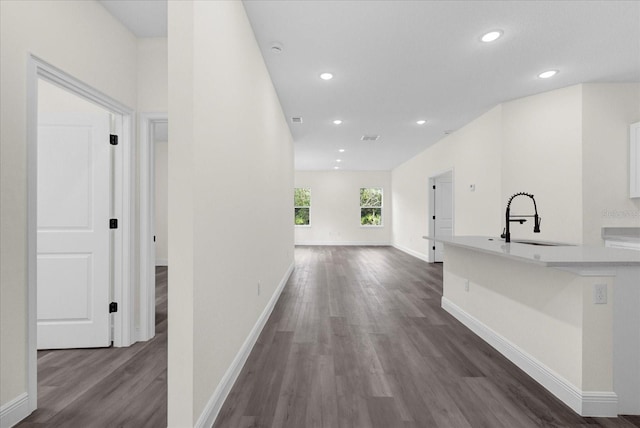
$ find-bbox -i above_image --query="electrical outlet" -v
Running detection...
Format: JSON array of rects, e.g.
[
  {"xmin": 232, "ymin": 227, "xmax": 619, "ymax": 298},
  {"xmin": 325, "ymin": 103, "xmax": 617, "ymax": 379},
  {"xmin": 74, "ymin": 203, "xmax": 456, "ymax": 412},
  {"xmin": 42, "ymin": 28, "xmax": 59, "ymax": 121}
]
[
  {"xmin": 464, "ymin": 279, "xmax": 470, "ymax": 292},
  {"xmin": 257, "ymin": 280, "xmax": 261, "ymax": 296},
  {"xmin": 593, "ymin": 283, "xmax": 607, "ymax": 304}
]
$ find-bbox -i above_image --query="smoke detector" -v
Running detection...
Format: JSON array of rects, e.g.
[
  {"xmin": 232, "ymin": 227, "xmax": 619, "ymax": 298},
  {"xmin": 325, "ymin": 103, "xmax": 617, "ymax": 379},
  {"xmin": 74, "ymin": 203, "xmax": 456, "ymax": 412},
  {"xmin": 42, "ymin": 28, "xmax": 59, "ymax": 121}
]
[{"xmin": 291, "ymin": 117, "xmax": 303, "ymax": 124}]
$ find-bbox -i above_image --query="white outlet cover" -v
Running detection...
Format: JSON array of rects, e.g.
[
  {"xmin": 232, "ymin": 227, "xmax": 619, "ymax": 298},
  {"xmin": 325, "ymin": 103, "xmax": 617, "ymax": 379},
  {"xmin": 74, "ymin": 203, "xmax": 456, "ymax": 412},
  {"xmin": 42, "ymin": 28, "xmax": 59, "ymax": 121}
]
[{"xmin": 593, "ymin": 283, "xmax": 607, "ymax": 304}]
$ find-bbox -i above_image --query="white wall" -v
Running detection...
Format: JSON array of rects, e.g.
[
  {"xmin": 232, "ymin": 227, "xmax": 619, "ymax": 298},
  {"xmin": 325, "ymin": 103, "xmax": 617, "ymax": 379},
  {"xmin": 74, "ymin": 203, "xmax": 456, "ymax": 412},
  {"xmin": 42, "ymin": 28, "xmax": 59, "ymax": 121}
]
[
  {"xmin": 582, "ymin": 83, "xmax": 640, "ymax": 245},
  {"xmin": 0, "ymin": 0, "xmax": 137, "ymax": 412},
  {"xmin": 501, "ymin": 85, "xmax": 584, "ymax": 245},
  {"xmin": 392, "ymin": 106, "xmax": 503, "ymax": 260},
  {"xmin": 168, "ymin": 1, "xmax": 294, "ymax": 425},
  {"xmin": 154, "ymin": 139, "xmax": 168, "ymax": 265},
  {"xmin": 137, "ymin": 38, "xmax": 168, "ymax": 112},
  {"xmin": 295, "ymin": 170, "xmax": 392, "ymax": 245}
]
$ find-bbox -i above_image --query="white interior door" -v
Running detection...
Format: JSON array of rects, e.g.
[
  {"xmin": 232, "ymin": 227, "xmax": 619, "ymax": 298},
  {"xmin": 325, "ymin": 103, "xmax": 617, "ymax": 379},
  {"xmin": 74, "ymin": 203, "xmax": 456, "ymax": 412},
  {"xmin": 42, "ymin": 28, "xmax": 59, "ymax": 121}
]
[
  {"xmin": 434, "ymin": 174, "xmax": 453, "ymax": 262},
  {"xmin": 37, "ymin": 112, "xmax": 111, "ymax": 349}
]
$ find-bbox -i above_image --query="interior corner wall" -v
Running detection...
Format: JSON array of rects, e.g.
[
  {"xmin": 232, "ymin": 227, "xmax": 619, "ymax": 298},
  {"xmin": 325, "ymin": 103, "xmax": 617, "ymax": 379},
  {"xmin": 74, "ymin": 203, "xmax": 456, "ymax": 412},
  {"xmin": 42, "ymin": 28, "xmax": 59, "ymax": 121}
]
[
  {"xmin": 391, "ymin": 106, "xmax": 503, "ymax": 260},
  {"xmin": 168, "ymin": 1, "xmax": 295, "ymax": 425},
  {"xmin": 0, "ymin": 0, "xmax": 137, "ymax": 412},
  {"xmin": 581, "ymin": 83, "xmax": 640, "ymax": 245},
  {"xmin": 501, "ymin": 85, "xmax": 584, "ymax": 245},
  {"xmin": 294, "ymin": 170, "xmax": 392, "ymax": 245}
]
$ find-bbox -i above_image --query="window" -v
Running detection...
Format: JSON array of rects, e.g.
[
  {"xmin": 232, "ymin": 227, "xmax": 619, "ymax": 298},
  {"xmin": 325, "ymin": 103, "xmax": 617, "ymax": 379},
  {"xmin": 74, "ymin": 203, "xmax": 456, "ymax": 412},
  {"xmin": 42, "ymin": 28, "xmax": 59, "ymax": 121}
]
[
  {"xmin": 360, "ymin": 187, "xmax": 383, "ymax": 226},
  {"xmin": 294, "ymin": 188, "xmax": 311, "ymax": 226}
]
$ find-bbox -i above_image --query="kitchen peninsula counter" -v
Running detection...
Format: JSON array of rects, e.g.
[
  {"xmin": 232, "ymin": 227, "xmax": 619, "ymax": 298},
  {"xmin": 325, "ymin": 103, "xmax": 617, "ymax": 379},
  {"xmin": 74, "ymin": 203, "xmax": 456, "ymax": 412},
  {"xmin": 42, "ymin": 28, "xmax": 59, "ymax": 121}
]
[
  {"xmin": 422, "ymin": 235, "xmax": 640, "ymax": 418},
  {"xmin": 422, "ymin": 235, "xmax": 640, "ymax": 268}
]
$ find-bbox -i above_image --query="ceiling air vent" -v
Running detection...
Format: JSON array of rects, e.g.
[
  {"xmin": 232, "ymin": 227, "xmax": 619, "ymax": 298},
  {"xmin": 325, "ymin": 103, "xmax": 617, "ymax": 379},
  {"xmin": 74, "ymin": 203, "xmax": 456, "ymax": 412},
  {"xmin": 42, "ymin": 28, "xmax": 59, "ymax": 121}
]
[
  {"xmin": 361, "ymin": 135, "xmax": 380, "ymax": 141},
  {"xmin": 291, "ymin": 117, "xmax": 303, "ymax": 124}
]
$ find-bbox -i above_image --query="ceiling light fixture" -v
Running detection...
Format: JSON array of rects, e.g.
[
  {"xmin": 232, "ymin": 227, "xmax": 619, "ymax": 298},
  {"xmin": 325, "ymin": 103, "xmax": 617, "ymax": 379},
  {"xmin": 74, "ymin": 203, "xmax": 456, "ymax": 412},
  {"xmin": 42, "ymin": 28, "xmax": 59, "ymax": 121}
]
[
  {"xmin": 320, "ymin": 72, "xmax": 333, "ymax": 80},
  {"xmin": 538, "ymin": 70, "xmax": 558, "ymax": 79},
  {"xmin": 339, "ymin": 149, "xmax": 345, "ymax": 153},
  {"xmin": 416, "ymin": 120, "xmax": 427, "ymax": 125},
  {"xmin": 481, "ymin": 30, "xmax": 503, "ymax": 43},
  {"xmin": 334, "ymin": 166, "xmax": 340, "ymax": 170},
  {"xmin": 336, "ymin": 159, "xmax": 342, "ymax": 163},
  {"xmin": 333, "ymin": 119, "xmax": 343, "ymax": 125}
]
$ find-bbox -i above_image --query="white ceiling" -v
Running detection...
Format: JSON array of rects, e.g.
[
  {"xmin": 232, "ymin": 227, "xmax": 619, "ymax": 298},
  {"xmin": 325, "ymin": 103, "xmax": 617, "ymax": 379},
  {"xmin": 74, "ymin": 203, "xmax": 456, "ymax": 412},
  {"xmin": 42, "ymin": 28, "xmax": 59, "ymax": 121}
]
[
  {"xmin": 99, "ymin": 0, "xmax": 640, "ymax": 171},
  {"xmin": 99, "ymin": 0, "xmax": 167, "ymax": 37}
]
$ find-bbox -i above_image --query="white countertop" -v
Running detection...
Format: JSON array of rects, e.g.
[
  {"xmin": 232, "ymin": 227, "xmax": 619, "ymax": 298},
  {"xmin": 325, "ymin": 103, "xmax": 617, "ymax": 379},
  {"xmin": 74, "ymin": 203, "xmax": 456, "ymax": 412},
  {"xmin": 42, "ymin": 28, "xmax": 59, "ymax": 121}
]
[{"xmin": 423, "ymin": 236, "xmax": 640, "ymax": 268}]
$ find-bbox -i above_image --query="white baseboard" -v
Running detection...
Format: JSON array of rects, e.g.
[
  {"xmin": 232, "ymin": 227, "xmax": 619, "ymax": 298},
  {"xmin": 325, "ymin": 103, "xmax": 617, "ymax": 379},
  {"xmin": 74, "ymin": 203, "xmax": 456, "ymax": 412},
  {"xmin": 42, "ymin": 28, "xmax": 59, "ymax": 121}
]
[
  {"xmin": 392, "ymin": 243, "xmax": 430, "ymax": 262},
  {"xmin": 195, "ymin": 262, "xmax": 295, "ymax": 428},
  {"xmin": 441, "ymin": 297, "xmax": 618, "ymax": 417},
  {"xmin": 0, "ymin": 393, "xmax": 30, "ymax": 428},
  {"xmin": 155, "ymin": 258, "xmax": 168, "ymax": 267},
  {"xmin": 294, "ymin": 241, "xmax": 390, "ymax": 246}
]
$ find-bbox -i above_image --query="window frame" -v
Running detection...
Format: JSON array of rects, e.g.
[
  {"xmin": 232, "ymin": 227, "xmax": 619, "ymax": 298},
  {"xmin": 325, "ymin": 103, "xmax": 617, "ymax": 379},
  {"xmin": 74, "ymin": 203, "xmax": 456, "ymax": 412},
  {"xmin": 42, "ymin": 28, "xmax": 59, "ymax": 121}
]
[
  {"xmin": 359, "ymin": 187, "xmax": 383, "ymax": 227},
  {"xmin": 294, "ymin": 187, "xmax": 311, "ymax": 227}
]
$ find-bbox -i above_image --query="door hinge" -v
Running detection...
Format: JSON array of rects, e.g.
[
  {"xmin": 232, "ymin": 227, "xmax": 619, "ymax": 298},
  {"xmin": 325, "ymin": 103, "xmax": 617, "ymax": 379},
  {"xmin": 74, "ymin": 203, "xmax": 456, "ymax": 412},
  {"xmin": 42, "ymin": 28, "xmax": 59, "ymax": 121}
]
[
  {"xmin": 433, "ymin": 185, "xmax": 436, "ymax": 189},
  {"xmin": 109, "ymin": 218, "xmax": 118, "ymax": 229},
  {"xmin": 153, "ymin": 235, "xmax": 156, "ymax": 242},
  {"xmin": 109, "ymin": 302, "xmax": 118, "ymax": 313},
  {"xmin": 110, "ymin": 134, "xmax": 118, "ymax": 145},
  {"xmin": 433, "ymin": 246, "xmax": 436, "ymax": 250},
  {"xmin": 432, "ymin": 215, "xmax": 436, "ymax": 220}
]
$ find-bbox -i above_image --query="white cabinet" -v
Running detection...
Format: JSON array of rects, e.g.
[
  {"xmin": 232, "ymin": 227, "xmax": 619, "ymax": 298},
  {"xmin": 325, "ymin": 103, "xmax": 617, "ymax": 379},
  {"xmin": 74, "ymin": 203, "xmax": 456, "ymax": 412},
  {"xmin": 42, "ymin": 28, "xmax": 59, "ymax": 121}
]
[{"xmin": 631, "ymin": 121, "xmax": 640, "ymax": 198}]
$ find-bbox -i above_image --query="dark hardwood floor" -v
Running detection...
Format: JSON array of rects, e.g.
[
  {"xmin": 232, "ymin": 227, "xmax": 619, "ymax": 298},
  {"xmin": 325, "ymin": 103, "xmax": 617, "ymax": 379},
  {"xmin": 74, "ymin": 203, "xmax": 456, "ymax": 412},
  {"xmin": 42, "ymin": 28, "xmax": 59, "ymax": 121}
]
[
  {"xmin": 214, "ymin": 246, "xmax": 640, "ymax": 428},
  {"xmin": 17, "ymin": 267, "xmax": 168, "ymax": 428},
  {"xmin": 15, "ymin": 250, "xmax": 640, "ymax": 428}
]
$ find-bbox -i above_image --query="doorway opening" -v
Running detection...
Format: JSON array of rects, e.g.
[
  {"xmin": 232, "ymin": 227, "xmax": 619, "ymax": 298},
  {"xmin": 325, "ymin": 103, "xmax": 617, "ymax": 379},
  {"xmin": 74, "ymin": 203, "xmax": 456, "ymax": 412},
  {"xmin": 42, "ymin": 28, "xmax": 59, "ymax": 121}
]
[
  {"xmin": 26, "ymin": 55, "xmax": 135, "ymax": 412},
  {"xmin": 139, "ymin": 113, "xmax": 168, "ymax": 341},
  {"xmin": 428, "ymin": 170, "xmax": 454, "ymax": 263}
]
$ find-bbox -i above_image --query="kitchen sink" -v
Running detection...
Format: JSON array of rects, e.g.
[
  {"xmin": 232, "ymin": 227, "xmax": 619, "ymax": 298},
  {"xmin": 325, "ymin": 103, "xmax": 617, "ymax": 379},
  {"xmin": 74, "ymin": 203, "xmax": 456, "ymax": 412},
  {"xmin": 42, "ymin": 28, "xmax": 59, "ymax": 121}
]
[{"xmin": 511, "ymin": 239, "xmax": 573, "ymax": 247}]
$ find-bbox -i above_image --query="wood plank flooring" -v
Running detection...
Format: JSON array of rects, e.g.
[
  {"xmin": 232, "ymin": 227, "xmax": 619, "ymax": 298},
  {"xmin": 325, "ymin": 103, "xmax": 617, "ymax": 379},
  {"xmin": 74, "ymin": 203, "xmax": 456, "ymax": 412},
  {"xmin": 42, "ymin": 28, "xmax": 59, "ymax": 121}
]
[
  {"xmin": 17, "ymin": 267, "xmax": 168, "ymax": 428},
  {"xmin": 14, "ymin": 249, "xmax": 640, "ymax": 427},
  {"xmin": 214, "ymin": 246, "xmax": 640, "ymax": 428}
]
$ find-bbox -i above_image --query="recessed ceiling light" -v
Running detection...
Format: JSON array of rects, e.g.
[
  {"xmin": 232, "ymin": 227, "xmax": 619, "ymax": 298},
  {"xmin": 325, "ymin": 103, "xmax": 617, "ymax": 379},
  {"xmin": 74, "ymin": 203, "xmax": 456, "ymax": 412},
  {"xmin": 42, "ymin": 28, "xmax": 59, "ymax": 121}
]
[
  {"xmin": 538, "ymin": 70, "xmax": 558, "ymax": 79},
  {"xmin": 333, "ymin": 119, "xmax": 343, "ymax": 125},
  {"xmin": 339, "ymin": 149, "xmax": 345, "ymax": 153},
  {"xmin": 333, "ymin": 166, "xmax": 340, "ymax": 170},
  {"xmin": 481, "ymin": 30, "xmax": 503, "ymax": 43},
  {"xmin": 336, "ymin": 159, "xmax": 342, "ymax": 163},
  {"xmin": 416, "ymin": 120, "xmax": 427, "ymax": 125},
  {"xmin": 320, "ymin": 72, "xmax": 333, "ymax": 80}
]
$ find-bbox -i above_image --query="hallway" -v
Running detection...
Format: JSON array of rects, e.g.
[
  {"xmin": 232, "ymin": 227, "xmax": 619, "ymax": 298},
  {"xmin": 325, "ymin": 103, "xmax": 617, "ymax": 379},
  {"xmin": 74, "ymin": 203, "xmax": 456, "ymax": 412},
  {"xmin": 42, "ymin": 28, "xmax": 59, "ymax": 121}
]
[{"xmin": 214, "ymin": 246, "xmax": 640, "ymax": 428}]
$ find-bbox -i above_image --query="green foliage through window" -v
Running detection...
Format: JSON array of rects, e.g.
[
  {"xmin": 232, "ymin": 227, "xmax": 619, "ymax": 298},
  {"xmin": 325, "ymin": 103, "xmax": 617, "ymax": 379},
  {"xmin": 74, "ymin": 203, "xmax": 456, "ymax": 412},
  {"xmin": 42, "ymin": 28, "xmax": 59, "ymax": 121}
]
[
  {"xmin": 294, "ymin": 188, "xmax": 311, "ymax": 225},
  {"xmin": 360, "ymin": 188, "xmax": 382, "ymax": 226}
]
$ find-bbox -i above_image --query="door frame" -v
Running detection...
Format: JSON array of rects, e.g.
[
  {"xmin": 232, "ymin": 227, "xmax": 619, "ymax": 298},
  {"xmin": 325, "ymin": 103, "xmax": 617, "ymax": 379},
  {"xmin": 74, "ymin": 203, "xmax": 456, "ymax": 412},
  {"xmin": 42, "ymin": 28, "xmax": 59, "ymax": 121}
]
[
  {"xmin": 139, "ymin": 112, "xmax": 168, "ymax": 342},
  {"xmin": 26, "ymin": 55, "xmax": 135, "ymax": 411},
  {"xmin": 427, "ymin": 168, "xmax": 455, "ymax": 263}
]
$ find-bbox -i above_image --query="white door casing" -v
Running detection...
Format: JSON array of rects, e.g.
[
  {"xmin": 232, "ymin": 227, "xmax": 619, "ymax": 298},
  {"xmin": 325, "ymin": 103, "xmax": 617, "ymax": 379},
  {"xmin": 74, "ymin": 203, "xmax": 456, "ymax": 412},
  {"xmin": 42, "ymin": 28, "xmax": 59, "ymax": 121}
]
[
  {"xmin": 433, "ymin": 173, "xmax": 453, "ymax": 262},
  {"xmin": 37, "ymin": 112, "xmax": 112, "ymax": 349},
  {"xmin": 27, "ymin": 56, "xmax": 136, "ymax": 413}
]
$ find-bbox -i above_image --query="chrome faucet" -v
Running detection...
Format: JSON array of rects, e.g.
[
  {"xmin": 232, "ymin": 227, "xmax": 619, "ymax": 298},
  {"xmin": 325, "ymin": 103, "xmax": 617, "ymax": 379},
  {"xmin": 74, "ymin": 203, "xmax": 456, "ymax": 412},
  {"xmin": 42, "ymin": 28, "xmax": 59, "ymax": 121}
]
[{"xmin": 501, "ymin": 192, "xmax": 541, "ymax": 243}]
